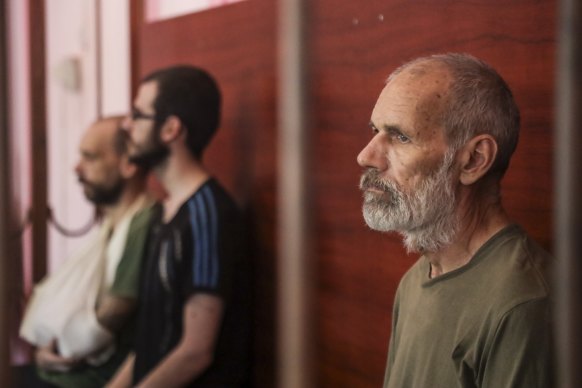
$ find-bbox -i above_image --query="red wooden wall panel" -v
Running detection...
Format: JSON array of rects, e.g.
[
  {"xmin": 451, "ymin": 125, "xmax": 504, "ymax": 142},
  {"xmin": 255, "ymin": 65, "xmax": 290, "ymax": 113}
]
[{"xmin": 132, "ymin": 1, "xmax": 555, "ymax": 387}]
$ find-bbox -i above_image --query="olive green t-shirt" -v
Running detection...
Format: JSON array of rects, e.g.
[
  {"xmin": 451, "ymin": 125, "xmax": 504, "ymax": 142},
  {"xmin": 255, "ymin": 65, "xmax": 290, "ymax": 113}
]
[
  {"xmin": 38, "ymin": 205, "xmax": 153, "ymax": 388},
  {"xmin": 384, "ymin": 225, "xmax": 553, "ymax": 388}
]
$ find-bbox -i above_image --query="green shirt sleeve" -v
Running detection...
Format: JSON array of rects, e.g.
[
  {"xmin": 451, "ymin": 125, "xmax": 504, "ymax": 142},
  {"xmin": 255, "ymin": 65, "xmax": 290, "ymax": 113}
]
[
  {"xmin": 481, "ymin": 298, "xmax": 554, "ymax": 388},
  {"xmin": 109, "ymin": 205, "xmax": 154, "ymax": 298}
]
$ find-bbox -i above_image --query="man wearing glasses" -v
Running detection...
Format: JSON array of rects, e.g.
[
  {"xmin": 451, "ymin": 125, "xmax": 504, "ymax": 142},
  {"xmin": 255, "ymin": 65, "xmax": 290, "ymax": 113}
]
[{"xmin": 108, "ymin": 66, "xmax": 251, "ymax": 388}]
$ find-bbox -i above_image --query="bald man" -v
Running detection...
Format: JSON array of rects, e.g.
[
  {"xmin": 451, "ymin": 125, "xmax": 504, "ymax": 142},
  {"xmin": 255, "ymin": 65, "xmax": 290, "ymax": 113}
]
[{"xmin": 20, "ymin": 117, "xmax": 154, "ymax": 387}]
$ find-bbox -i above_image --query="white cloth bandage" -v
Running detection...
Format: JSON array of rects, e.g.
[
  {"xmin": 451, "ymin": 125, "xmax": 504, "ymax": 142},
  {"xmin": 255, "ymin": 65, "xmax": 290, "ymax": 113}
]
[{"xmin": 19, "ymin": 195, "xmax": 150, "ymax": 363}]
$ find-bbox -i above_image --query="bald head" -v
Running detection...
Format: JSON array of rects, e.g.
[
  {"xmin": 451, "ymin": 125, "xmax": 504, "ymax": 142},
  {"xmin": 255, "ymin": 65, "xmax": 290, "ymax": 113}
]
[
  {"xmin": 75, "ymin": 116, "xmax": 133, "ymax": 205},
  {"xmin": 85, "ymin": 116, "xmax": 127, "ymax": 155}
]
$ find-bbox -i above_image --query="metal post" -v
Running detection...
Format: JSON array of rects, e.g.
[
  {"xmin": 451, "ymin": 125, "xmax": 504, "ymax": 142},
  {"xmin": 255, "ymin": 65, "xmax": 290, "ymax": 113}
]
[
  {"xmin": 277, "ymin": 0, "xmax": 313, "ymax": 387},
  {"xmin": 29, "ymin": 0, "xmax": 48, "ymax": 284},
  {"xmin": 554, "ymin": 0, "xmax": 582, "ymax": 386},
  {"xmin": 0, "ymin": 0, "xmax": 12, "ymax": 384}
]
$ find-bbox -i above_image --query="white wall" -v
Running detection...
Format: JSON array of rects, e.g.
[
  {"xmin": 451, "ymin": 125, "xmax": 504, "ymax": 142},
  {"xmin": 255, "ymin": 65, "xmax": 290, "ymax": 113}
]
[
  {"xmin": 101, "ymin": 0, "xmax": 131, "ymax": 116},
  {"xmin": 45, "ymin": 0, "xmax": 130, "ymax": 270}
]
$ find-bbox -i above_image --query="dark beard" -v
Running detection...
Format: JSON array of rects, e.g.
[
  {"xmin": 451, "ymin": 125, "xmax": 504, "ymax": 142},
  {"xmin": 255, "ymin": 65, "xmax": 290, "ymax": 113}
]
[
  {"xmin": 80, "ymin": 178, "xmax": 125, "ymax": 206},
  {"xmin": 128, "ymin": 144, "xmax": 169, "ymax": 170},
  {"xmin": 128, "ymin": 122, "xmax": 170, "ymax": 170}
]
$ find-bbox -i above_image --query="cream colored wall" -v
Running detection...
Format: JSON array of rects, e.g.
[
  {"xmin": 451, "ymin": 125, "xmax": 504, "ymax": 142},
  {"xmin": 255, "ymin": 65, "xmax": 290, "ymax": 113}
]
[{"xmin": 45, "ymin": 0, "xmax": 130, "ymax": 271}]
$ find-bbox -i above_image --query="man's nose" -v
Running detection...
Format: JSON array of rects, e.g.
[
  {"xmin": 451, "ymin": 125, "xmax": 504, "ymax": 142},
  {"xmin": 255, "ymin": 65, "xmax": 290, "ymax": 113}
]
[{"xmin": 357, "ymin": 136, "xmax": 387, "ymax": 171}]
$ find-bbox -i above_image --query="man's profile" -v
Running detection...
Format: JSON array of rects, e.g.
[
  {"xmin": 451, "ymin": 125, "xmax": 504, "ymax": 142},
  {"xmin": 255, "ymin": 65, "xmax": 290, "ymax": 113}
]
[
  {"xmin": 20, "ymin": 116, "xmax": 153, "ymax": 387},
  {"xmin": 358, "ymin": 53, "xmax": 553, "ymax": 388},
  {"xmin": 108, "ymin": 65, "xmax": 251, "ymax": 388}
]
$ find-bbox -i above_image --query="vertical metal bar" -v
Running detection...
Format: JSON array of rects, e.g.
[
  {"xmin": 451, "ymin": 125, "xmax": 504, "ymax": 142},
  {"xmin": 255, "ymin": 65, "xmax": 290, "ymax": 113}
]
[
  {"xmin": 277, "ymin": 0, "xmax": 313, "ymax": 387},
  {"xmin": 0, "ymin": 0, "xmax": 13, "ymax": 385},
  {"xmin": 554, "ymin": 0, "xmax": 582, "ymax": 386},
  {"xmin": 29, "ymin": 0, "xmax": 47, "ymax": 284}
]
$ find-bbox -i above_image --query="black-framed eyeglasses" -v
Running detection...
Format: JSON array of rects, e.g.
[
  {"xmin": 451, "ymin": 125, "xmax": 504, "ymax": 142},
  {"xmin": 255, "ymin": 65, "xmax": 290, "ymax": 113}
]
[{"xmin": 131, "ymin": 107, "xmax": 156, "ymax": 121}]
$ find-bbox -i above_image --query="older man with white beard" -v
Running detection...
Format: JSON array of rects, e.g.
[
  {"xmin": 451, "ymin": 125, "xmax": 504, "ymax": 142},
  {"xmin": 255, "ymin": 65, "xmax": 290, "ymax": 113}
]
[{"xmin": 357, "ymin": 53, "xmax": 553, "ymax": 388}]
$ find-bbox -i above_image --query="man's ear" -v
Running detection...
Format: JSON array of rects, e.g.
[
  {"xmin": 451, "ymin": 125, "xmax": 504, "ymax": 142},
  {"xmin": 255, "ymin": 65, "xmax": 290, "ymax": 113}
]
[
  {"xmin": 159, "ymin": 115, "xmax": 183, "ymax": 143},
  {"xmin": 119, "ymin": 154, "xmax": 138, "ymax": 179},
  {"xmin": 457, "ymin": 134, "xmax": 498, "ymax": 185}
]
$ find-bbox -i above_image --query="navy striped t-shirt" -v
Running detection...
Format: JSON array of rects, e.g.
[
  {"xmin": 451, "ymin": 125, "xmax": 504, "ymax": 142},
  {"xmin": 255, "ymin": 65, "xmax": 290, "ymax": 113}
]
[{"xmin": 133, "ymin": 178, "xmax": 251, "ymax": 387}]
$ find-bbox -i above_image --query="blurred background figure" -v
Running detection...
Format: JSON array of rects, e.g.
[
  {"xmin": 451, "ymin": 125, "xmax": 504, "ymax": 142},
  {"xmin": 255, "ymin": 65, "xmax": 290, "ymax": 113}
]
[
  {"xmin": 19, "ymin": 116, "xmax": 154, "ymax": 387},
  {"xmin": 108, "ymin": 65, "xmax": 252, "ymax": 388}
]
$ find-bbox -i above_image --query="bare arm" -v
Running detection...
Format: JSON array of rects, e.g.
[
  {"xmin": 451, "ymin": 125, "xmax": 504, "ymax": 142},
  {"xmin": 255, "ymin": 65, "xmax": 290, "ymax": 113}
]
[
  {"xmin": 135, "ymin": 294, "xmax": 224, "ymax": 387},
  {"xmin": 96, "ymin": 293, "xmax": 136, "ymax": 333},
  {"xmin": 106, "ymin": 352, "xmax": 135, "ymax": 388}
]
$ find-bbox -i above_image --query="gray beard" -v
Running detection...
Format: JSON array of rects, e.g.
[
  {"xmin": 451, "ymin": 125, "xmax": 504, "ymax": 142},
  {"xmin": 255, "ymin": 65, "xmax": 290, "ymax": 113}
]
[{"xmin": 360, "ymin": 152, "xmax": 458, "ymax": 253}]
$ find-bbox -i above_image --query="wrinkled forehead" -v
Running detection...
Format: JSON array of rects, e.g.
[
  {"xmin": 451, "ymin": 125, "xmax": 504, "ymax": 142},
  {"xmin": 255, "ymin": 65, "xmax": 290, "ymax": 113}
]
[
  {"xmin": 369, "ymin": 65, "xmax": 452, "ymax": 147},
  {"xmin": 377, "ymin": 65, "xmax": 451, "ymax": 119}
]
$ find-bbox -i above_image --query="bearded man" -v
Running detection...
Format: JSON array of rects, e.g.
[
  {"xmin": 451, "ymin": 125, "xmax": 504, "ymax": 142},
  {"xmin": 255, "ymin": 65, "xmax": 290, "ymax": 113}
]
[
  {"xmin": 357, "ymin": 53, "xmax": 553, "ymax": 388},
  {"xmin": 20, "ymin": 116, "xmax": 153, "ymax": 387},
  {"xmin": 108, "ymin": 66, "xmax": 251, "ymax": 388}
]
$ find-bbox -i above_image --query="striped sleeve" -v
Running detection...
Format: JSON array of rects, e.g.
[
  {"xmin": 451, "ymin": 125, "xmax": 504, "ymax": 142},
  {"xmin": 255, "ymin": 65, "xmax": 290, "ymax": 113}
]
[{"xmin": 187, "ymin": 185, "xmax": 220, "ymax": 289}]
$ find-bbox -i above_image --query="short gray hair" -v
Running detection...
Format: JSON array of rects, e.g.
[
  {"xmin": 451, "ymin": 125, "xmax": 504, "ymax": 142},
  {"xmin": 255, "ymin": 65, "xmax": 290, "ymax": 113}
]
[{"xmin": 389, "ymin": 53, "xmax": 520, "ymax": 178}]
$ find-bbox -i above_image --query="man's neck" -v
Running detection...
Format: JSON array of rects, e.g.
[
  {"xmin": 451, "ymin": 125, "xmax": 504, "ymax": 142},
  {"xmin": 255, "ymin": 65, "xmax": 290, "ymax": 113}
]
[
  {"xmin": 425, "ymin": 197, "xmax": 511, "ymax": 278},
  {"xmin": 153, "ymin": 150, "xmax": 210, "ymax": 222},
  {"xmin": 101, "ymin": 182, "xmax": 146, "ymax": 228}
]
